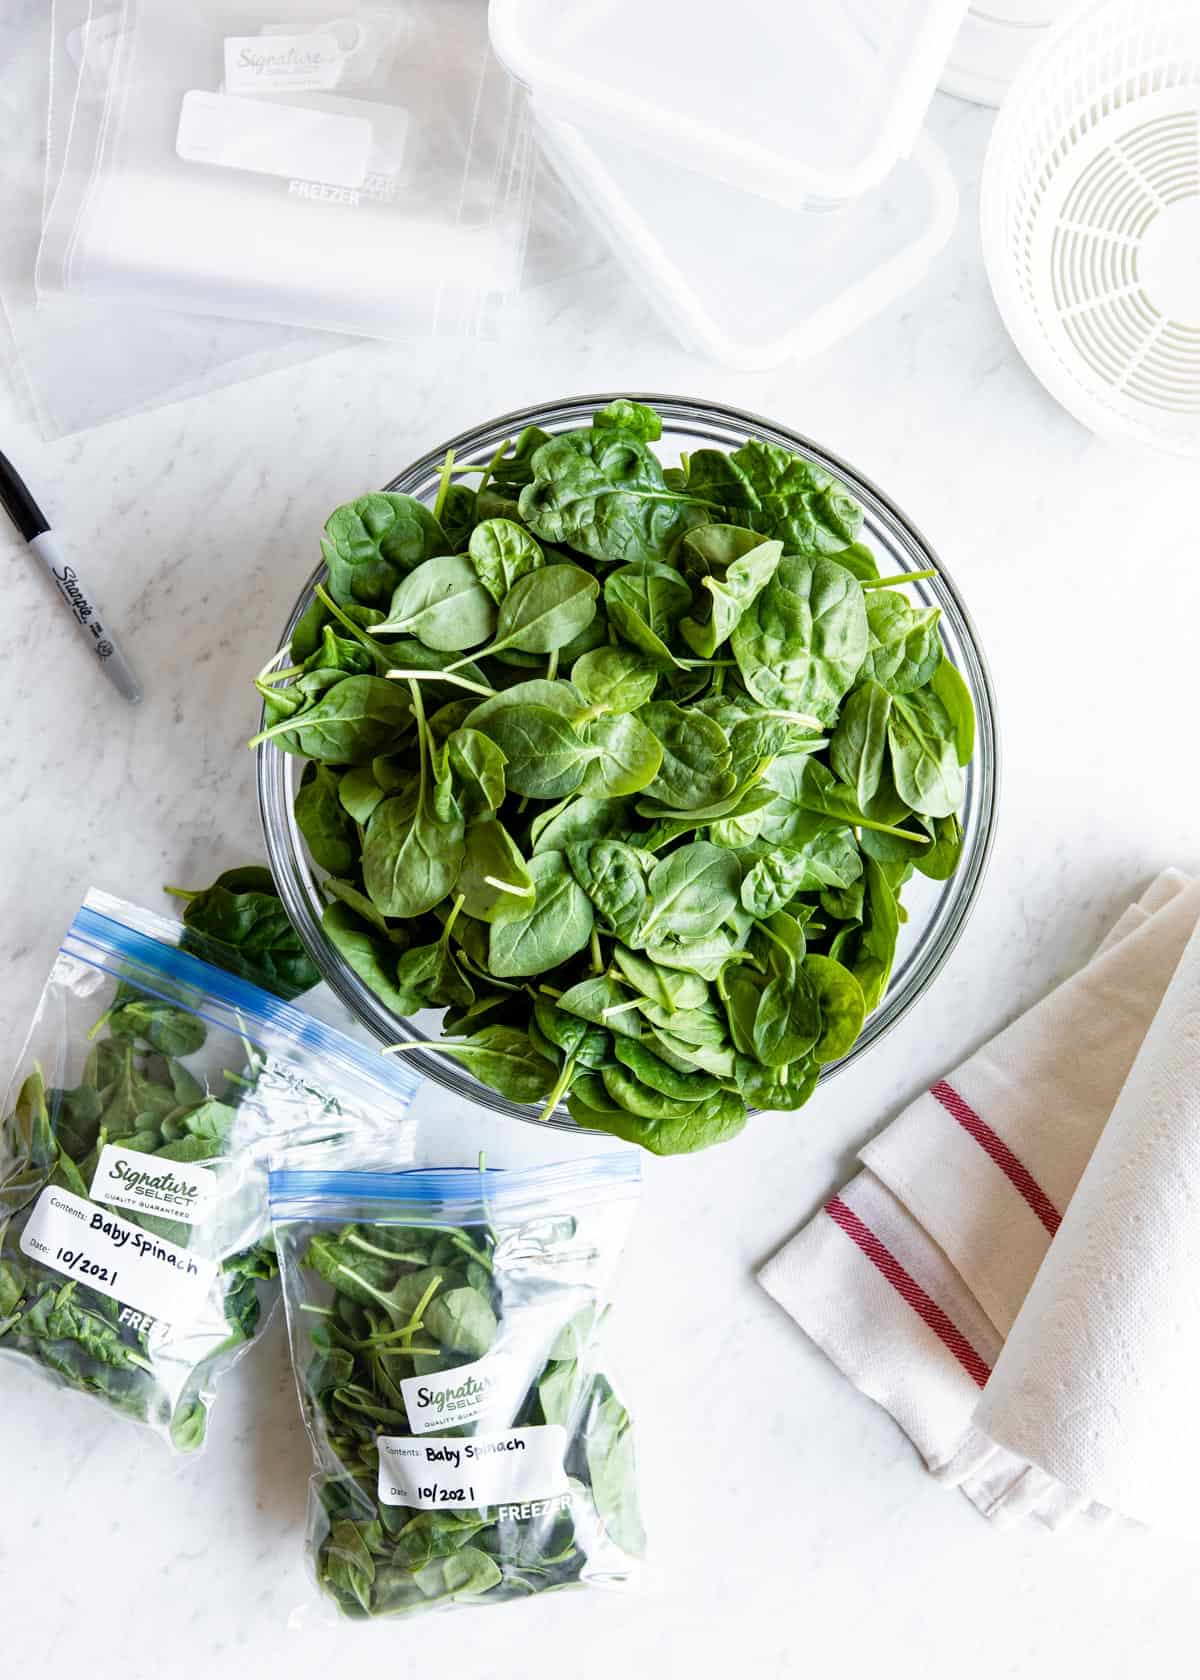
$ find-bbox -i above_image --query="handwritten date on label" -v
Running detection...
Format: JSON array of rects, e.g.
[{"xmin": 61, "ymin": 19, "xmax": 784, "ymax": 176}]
[
  {"xmin": 376, "ymin": 1426, "xmax": 568, "ymax": 1511},
  {"xmin": 19, "ymin": 1188, "xmax": 219, "ymax": 1326}
]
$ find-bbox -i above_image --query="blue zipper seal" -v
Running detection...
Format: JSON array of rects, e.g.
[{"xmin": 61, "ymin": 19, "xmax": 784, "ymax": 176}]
[
  {"xmin": 269, "ymin": 1153, "xmax": 641, "ymax": 1224},
  {"xmin": 63, "ymin": 891, "xmax": 420, "ymax": 1108}
]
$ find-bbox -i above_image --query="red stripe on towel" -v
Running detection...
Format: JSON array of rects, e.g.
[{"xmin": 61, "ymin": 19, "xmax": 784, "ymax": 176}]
[
  {"xmin": 824, "ymin": 1195, "xmax": 992, "ymax": 1389},
  {"xmin": 931, "ymin": 1079, "xmax": 1062, "ymax": 1236}
]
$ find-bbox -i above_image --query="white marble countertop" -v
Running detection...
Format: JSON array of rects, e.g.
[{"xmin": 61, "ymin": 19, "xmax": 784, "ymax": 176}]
[{"xmin": 2, "ymin": 80, "xmax": 1198, "ymax": 1680}]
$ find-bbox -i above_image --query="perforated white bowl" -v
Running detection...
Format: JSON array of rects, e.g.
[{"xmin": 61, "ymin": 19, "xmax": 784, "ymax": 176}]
[{"xmin": 981, "ymin": 0, "xmax": 1200, "ymax": 455}]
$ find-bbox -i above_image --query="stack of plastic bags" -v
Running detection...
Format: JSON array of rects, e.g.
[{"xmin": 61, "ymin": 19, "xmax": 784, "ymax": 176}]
[{"xmin": 1, "ymin": 0, "xmax": 535, "ymax": 436}]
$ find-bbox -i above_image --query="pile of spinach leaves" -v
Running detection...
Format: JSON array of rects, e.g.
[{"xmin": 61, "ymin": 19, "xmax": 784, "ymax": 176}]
[
  {"xmin": 254, "ymin": 400, "xmax": 975, "ymax": 1154},
  {"xmin": 0, "ymin": 990, "xmax": 275, "ymax": 1448},
  {"xmin": 285, "ymin": 1205, "xmax": 642, "ymax": 1617}
]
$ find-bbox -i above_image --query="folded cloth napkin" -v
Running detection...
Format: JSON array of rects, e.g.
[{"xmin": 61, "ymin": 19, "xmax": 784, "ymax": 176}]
[{"xmin": 760, "ymin": 868, "xmax": 1200, "ymax": 1531}]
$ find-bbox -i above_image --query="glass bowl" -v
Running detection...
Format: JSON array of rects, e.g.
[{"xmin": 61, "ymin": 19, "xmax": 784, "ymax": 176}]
[{"xmin": 258, "ymin": 394, "xmax": 999, "ymax": 1131}]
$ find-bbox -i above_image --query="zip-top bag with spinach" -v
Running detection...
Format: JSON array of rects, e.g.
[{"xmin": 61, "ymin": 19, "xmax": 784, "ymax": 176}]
[
  {"xmin": 0, "ymin": 890, "xmax": 419, "ymax": 1450},
  {"xmin": 271, "ymin": 1154, "xmax": 643, "ymax": 1619},
  {"xmin": 254, "ymin": 398, "xmax": 976, "ymax": 1154}
]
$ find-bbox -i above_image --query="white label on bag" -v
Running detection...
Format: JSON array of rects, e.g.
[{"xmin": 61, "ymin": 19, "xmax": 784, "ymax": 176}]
[
  {"xmin": 377, "ymin": 1426, "xmax": 569, "ymax": 1511},
  {"xmin": 90, "ymin": 1144, "xmax": 216, "ymax": 1227},
  {"xmin": 177, "ymin": 91, "xmax": 371, "ymax": 190},
  {"xmin": 19, "ymin": 1188, "xmax": 218, "ymax": 1326},
  {"xmin": 224, "ymin": 32, "xmax": 343, "ymax": 94},
  {"xmin": 399, "ymin": 1353, "xmax": 514, "ymax": 1436}
]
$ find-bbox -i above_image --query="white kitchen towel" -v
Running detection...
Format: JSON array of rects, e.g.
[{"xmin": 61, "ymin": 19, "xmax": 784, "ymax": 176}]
[{"xmin": 759, "ymin": 869, "xmax": 1200, "ymax": 1530}]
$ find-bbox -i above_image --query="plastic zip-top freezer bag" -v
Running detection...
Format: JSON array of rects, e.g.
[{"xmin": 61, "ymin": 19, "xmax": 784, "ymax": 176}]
[
  {"xmin": 0, "ymin": 890, "xmax": 419, "ymax": 1450},
  {"xmin": 37, "ymin": 0, "xmax": 534, "ymax": 341},
  {"xmin": 271, "ymin": 1154, "xmax": 644, "ymax": 1619},
  {"xmin": 1, "ymin": 0, "xmax": 346, "ymax": 440}
]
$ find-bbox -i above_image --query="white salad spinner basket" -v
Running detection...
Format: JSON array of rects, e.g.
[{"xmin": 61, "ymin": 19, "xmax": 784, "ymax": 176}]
[{"xmin": 982, "ymin": 0, "xmax": 1200, "ymax": 455}]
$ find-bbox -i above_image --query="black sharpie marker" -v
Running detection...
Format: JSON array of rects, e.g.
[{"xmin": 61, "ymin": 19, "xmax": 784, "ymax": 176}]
[{"xmin": 0, "ymin": 448, "xmax": 141, "ymax": 703}]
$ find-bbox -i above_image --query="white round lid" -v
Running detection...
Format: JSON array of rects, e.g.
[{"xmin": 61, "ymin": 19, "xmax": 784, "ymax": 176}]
[{"xmin": 939, "ymin": 0, "xmax": 1075, "ymax": 106}]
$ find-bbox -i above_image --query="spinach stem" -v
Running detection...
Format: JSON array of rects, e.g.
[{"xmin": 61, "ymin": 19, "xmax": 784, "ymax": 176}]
[
  {"xmin": 537, "ymin": 1052, "xmax": 577, "ymax": 1124},
  {"xmin": 432, "ymin": 449, "xmax": 456, "ymax": 523},
  {"xmin": 478, "ymin": 438, "xmax": 512, "ymax": 499},
  {"xmin": 483, "ymin": 876, "xmax": 531, "ymax": 897},
  {"xmin": 341, "ymin": 1233, "xmax": 430, "ymax": 1266},
  {"xmin": 446, "ymin": 438, "xmax": 511, "ymax": 485},
  {"xmin": 313, "ymin": 585, "xmax": 390, "ymax": 670},
  {"xmin": 862, "ymin": 569, "xmax": 937, "ymax": 589},
  {"xmin": 384, "ymin": 668, "xmax": 495, "ymax": 699},
  {"xmin": 601, "ymin": 998, "xmax": 641, "ymax": 1019},
  {"xmin": 852, "ymin": 815, "xmax": 929, "ymax": 843},
  {"xmin": 258, "ymin": 663, "xmax": 303, "ymax": 686}
]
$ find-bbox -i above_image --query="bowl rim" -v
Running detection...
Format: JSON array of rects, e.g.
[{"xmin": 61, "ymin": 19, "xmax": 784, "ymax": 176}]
[{"xmin": 258, "ymin": 391, "xmax": 1000, "ymax": 1131}]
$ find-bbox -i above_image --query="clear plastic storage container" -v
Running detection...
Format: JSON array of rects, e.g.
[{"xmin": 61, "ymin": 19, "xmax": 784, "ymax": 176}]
[{"xmin": 489, "ymin": 0, "xmax": 970, "ymax": 369}]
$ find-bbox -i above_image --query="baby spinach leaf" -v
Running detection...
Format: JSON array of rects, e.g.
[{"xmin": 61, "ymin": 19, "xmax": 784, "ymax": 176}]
[
  {"xmin": 861, "ymin": 591, "xmax": 942, "ymax": 694},
  {"xmin": 363, "ymin": 792, "xmax": 464, "ymax": 920},
  {"xmin": 263, "ymin": 675, "xmax": 411, "ymax": 765},
  {"xmin": 696, "ymin": 437, "xmax": 863, "ymax": 554},
  {"xmin": 604, "ymin": 562, "xmax": 692, "ymax": 664},
  {"xmin": 362, "ymin": 684, "xmax": 465, "ymax": 919},
  {"xmin": 567, "ymin": 841, "xmax": 649, "ymax": 944},
  {"xmin": 557, "ymin": 975, "xmax": 642, "ymax": 1039},
  {"xmin": 374, "ymin": 555, "xmax": 497, "ymax": 651},
  {"xmin": 638, "ymin": 701, "xmax": 735, "ymax": 810},
  {"xmin": 467, "ymin": 518, "xmax": 545, "ymax": 603},
  {"xmin": 639, "ymin": 843, "xmax": 740, "ymax": 943},
  {"xmin": 322, "ymin": 903, "xmax": 415, "ymax": 1015},
  {"xmin": 171, "ymin": 867, "xmax": 320, "ymax": 998},
  {"xmin": 475, "ymin": 705, "xmax": 595, "ymax": 800},
  {"xmin": 465, "ymin": 564, "xmax": 599, "ymax": 663},
  {"xmin": 888, "ymin": 689, "xmax": 964, "ymax": 819},
  {"xmin": 520, "ymin": 430, "xmax": 705, "ymax": 564},
  {"xmin": 431, "ymin": 1027, "xmax": 558, "ymax": 1103},
  {"xmin": 739, "ymin": 824, "xmax": 861, "ymax": 915},
  {"xmin": 322, "ymin": 492, "xmax": 449, "ymax": 607},
  {"xmin": 830, "ymin": 680, "xmax": 892, "ymax": 810},
  {"xmin": 530, "ymin": 794, "xmax": 632, "ymax": 855},
  {"xmin": 488, "ymin": 852, "xmax": 594, "ymax": 978},
  {"xmin": 579, "ymin": 713, "xmax": 663, "ymax": 798},
  {"xmin": 446, "ymin": 727, "xmax": 507, "ymax": 821},
  {"xmin": 929, "ymin": 657, "xmax": 976, "ymax": 766},
  {"xmin": 850, "ymin": 857, "xmax": 901, "ymax": 1011},
  {"xmin": 295, "ymin": 764, "xmax": 358, "ymax": 876},
  {"xmin": 912, "ymin": 813, "xmax": 964, "ymax": 881},
  {"xmin": 456, "ymin": 821, "xmax": 534, "ymax": 925},
  {"xmin": 731, "ymin": 555, "xmax": 868, "ymax": 725},
  {"xmin": 805, "ymin": 954, "xmax": 866, "ymax": 1064},
  {"xmin": 338, "ymin": 764, "xmax": 386, "ymax": 825},
  {"xmin": 591, "ymin": 398, "xmax": 662, "ymax": 442},
  {"xmin": 571, "ymin": 646, "xmax": 659, "ymax": 716},
  {"xmin": 613, "ymin": 1039, "xmax": 718, "ymax": 1103},
  {"xmin": 677, "ymin": 525, "xmax": 783, "ymax": 658}
]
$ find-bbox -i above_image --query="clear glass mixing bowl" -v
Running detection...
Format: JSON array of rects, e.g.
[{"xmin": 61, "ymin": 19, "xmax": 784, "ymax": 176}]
[{"xmin": 258, "ymin": 394, "xmax": 999, "ymax": 1131}]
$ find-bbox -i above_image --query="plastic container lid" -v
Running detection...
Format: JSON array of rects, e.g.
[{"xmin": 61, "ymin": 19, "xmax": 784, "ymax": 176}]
[
  {"xmin": 535, "ymin": 115, "xmax": 957, "ymax": 370},
  {"xmin": 939, "ymin": 0, "xmax": 1075, "ymax": 106},
  {"xmin": 491, "ymin": 0, "xmax": 971, "ymax": 207}
]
